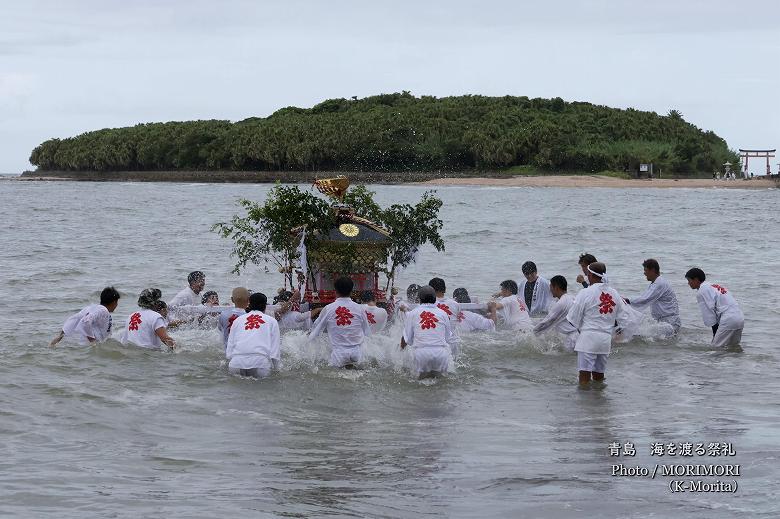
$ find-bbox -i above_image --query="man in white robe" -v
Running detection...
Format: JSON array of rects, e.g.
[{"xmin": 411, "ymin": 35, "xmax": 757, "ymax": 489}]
[
  {"xmin": 273, "ymin": 289, "xmax": 320, "ymax": 332},
  {"xmin": 169, "ymin": 270, "xmax": 206, "ymax": 307},
  {"xmin": 218, "ymin": 287, "xmax": 249, "ymax": 351},
  {"xmin": 50, "ymin": 287, "xmax": 121, "ymax": 346},
  {"xmin": 308, "ymin": 277, "xmax": 372, "ymax": 368},
  {"xmin": 576, "ymin": 253, "xmax": 598, "ymax": 289},
  {"xmin": 226, "ymin": 292, "xmax": 281, "ymax": 378},
  {"xmin": 401, "ymin": 286, "xmax": 454, "ymax": 379},
  {"xmin": 120, "ymin": 298, "xmax": 176, "ymax": 349},
  {"xmin": 278, "ymin": 309, "xmax": 315, "ymax": 332},
  {"xmin": 534, "ymin": 276, "xmax": 578, "ymax": 351},
  {"xmin": 397, "ymin": 284, "xmax": 420, "ymax": 313},
  {"xmin": 488, "ymin": 280, "xmax": 533, "ymax": 332},
  {"xmin": 360, "ymin": 291, "xmax": 388, "ymax": 334},
  {"xmin": 519, "ymin": 261, "xmax": 553, "ymax": 316},
  {"xmin": 685, "ymin": 268, "xmax": 744, "ymax": 348},
  {"xmin": 429, "ymin": 277, "xmax": 462, "ymax": 357},
  {"xmin": 453, "ymin": 288, "xmax": 495, "ymax": 333},
  {"xmin": 626, "ymin": 259, "xmax": 681, "ymax": 334},
  {"xmin": 566, "ymin": 262, "xmax": 630, "ymax": 386}
]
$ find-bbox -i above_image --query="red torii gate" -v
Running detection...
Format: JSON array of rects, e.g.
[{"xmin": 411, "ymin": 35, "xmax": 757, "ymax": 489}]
[{"xmin": 739, "ymin": 149, "xmax": 775, "ymax": 176}]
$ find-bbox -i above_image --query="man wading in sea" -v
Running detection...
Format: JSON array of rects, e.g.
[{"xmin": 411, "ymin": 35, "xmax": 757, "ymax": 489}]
[
  {"xmin": 685, "ymin": 267, "xmax": 745, "ymax": 348},
  {"xmin": 50, "ymin": 287, "xmax": 121, "ymax": 346},
  {"xmin": 518, "ymin": 261, "xmax": 553, "ymax": 317},
  {"xmin": 625, "ymin": 258, "xmax": 681, "ymax": 335},
  {"xmin": 533, "ymin": 275, "xmax": 578, "ymax": 351},
  {"xmin": 401, "ymin": 286, "xmax": 453, "ymax": 379},
  {"xmin": 225, "ymin": 292, "xmax": 281, "ymax": 378},
  {"xmin": 217, "ymin": 287, "xmax": 249, "ymax": 351},
  {"xmin": 308, "ymin": 277, "xmax": 371, "ymax": 369},
  {"xmin": 576, "ymin": 253, "xmax": 598, "ymax": 288},
  {"xmin": 120, "ymin": 289, "xmax": 176, "ymax": 349},
  {"xmin": 429, "ymin": 277, "xmax": 462, "ymax": 358},
  {"xmin": 169, "ymin": 270, "xmax": 206, "ymax": 307},
  {"xmin": 566, "ymin": 262, "xmax": 629, "ymax": 388}
]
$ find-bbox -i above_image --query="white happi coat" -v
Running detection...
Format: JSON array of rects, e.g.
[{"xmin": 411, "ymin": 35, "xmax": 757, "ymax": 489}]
[
  {"xmin": 497, "ymin": 295, "xmax": 533, "ymax": 331},
  {"xmin": 630, "ymin": 276, "xmax": 681, "ymax": 330},
  {"xmin": 435, "ymin": 297, "xmax": 462, "ymax": 355},
  {"xmin": 217, "ymin": 308, "xmax": 245, "ymax": 350},
  {"xmin": 278, "ymin": 310, "xmax": 313, "ymax": 332},
  {"xmin": 519, "ymin": 276, "xmax": 554, "ymax": 316},
  {"xmin": 403, "ymin": 304, "xmax": 453, "ymax": 374},
  {"xmin": 309, "ymin": 297, "xmax": 371, "ymax": 348},
  {"xmin": 566, "ymin": 283, "xmax": 629, "ymax": 354},
  {"xmin": 435, "ymin": 297, "xmax": 461, "ymax": 328},
  {"xmin": 226, "ymin": 311, "xmax": 281, "ymax": 370},
  {"xmin": 362, "ymin": 304, "xmax": 388, "ymax": 334},
  {"xmin": 120, "ymin": 309, "xmax": 167, "ymax": 349},
  {"xmin": 61, "ymin": 304, "xmax": 113, "ymax": 345},
  {"xmin": 696, "ymin": 282, "xmax": 744, "ymax": 330},
  {"xmin": 457, "ymin": 310, "xmax": 496, "ymax": 333},
  {"xmin": 533, "ymin": 293, "xmax": 578, "ymax": 350},
  {"xmin": 169, "ymin": 286, "xmax": 200, "ymax": 307}
]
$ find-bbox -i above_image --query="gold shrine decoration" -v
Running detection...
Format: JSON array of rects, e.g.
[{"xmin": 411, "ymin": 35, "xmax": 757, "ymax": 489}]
[
  {"xmin": 339, "ymin": 223, "xmax": 359, "ymax": 237},
  {"xmin": 314, "ymin": 176, "xmax": 350, "ymax": 202}
]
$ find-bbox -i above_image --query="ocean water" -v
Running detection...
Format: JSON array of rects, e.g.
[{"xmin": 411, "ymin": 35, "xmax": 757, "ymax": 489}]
[{"xmin": 0, "ymin": 181, "xmax": 778, "ymax": 518}]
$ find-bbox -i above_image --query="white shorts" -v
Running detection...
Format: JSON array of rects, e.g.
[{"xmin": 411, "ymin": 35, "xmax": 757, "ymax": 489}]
[
  {"xmin": 712, "ymin": 327, "xmax": 743, "ymax": 348},
  {"xmin": 330, "ymin": 345, "xmax": 363, "ymax": 367},
  {"xmin": 577, "ymin": 352, "xmax": 608, "ymax": 373},
  {"xmin": 413, "ymin": 347, "xmax": 450, "ymax": 375}
]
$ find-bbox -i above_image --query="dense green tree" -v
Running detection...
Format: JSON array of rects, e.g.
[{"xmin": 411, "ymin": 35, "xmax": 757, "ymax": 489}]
[
  {"xmin": 29, "ymin": 93, "xmax": 739, "ymax": 176},
  {"xmin": 212, "ymin": 184, "xmax": 444, "ymax": 291}
]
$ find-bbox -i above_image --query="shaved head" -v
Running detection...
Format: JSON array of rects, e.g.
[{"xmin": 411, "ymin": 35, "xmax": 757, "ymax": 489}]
[{"xmin": 231, "ymin": 287, "xmax": 250, "ymax": 307}]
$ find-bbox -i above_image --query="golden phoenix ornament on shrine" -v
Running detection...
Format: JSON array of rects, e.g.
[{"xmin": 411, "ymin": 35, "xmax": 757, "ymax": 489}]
[{"xmin": 314, "ymin": 176, "xmax": 350, "ymax": 202}]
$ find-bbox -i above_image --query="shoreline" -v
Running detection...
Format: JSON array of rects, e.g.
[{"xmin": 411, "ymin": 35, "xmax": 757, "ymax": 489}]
[
  {"xmin": 14, "ymin": 170, "xmax": 778, "ymax": 189},
  {"xmin": 414, "ymin": 175, "xmax": 778, "ymax": 189},
  {"xmin": 16, "ymin": 170, "xmax": 497, "ymax": 184}
]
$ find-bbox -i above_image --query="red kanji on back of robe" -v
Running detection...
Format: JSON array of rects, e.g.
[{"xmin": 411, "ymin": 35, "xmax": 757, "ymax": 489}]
[
  {"xmin": 599, "ymin": 292, "xmax": 616, "ymax": 314},
  {"xmin": 128, "ymin": 312, "xmax": 142, "ymax": 331},
  {"xmin": 420, "ymin": 311, "xmax": 438, "ymax": 330},
  {"xmin": 227, "ymin": 313, "xmax": 239, "ymax": 331},
  {"xmin": 712, "ymin": 284, "xmax": 728, "ymax": 294},
  {"xmin": 366, "ymin": 311, "xmax": 376, "ymax": 325},
  {"xmin": 245, "ymin": 314, "xmax": 265, "ymax": 330},
  {"xmin": 335, "ymin": 306, "xmax": 353, "ymax": 326},
  {"xmin": 436, "ymin": 303, "xmax": 452, "ymax": 316}
]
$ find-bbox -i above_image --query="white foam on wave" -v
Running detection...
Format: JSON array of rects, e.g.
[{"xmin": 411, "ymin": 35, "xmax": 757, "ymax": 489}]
[{"xmin": 278, "ymin": 318, "xmax": 418, "ymax": 374}]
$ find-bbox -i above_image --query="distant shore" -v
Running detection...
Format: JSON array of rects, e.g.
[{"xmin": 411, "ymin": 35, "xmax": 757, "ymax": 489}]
[
  {"xmin": 15, "ymin": 170, "xmax": 778, "ymax": 189},
  {"xmin": 17, "ymin": 170, "xmax": 496, "ymax": 184},
  {"xmin": 415, "ymin": 175, "xmax": 778, "ymax": 189}
]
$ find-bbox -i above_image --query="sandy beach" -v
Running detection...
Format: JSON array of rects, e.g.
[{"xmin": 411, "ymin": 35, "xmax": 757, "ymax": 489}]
[
  {"xmin": 11, "ymin": 171, "xmax": 779, "ymax": 189},
  {"xmin": 416, "ymin": 175, "xmax": 778, "ymax": 189}
]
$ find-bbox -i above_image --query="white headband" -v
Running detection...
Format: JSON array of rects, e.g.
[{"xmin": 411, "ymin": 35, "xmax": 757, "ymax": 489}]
[
  {"xmin": 587, "ymin": 265, "xmax": 609, "ymax": 284},
  {"xmin": 587, "ymin": 265, "xmax": 604, "ymax": 277}
]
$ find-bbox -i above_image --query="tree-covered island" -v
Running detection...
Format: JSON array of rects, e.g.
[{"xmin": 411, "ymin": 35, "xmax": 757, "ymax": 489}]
[{"xmin": 29, "ymin": 92, "xmax": 739, "ymax": 177}]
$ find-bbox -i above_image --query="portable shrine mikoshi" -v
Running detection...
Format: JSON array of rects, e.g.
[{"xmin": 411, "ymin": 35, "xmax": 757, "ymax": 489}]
[{"xmin": 293, "ymin": 176, "xmax": 392, "ymax": 309}]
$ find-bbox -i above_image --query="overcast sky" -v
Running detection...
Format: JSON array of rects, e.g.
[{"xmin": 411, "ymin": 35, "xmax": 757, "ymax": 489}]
[{"xmin": 1, "ymin": 0, "xmax": 778, "ymax": 173}]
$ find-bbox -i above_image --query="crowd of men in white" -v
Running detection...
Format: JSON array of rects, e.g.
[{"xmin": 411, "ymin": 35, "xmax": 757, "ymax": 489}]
[{"xmin": 50, "ymin": 254, "xmax": 744, "ymax": 385}]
